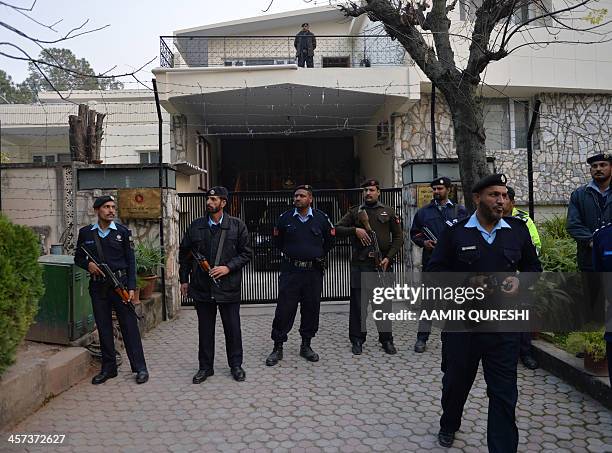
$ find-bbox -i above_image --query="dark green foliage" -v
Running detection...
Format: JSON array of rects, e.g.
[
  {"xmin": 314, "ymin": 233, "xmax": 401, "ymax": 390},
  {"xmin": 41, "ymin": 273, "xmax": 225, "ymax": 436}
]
[
  {"xmin": 24, "ymin": 48, "xmax": 123, "ymax": 95},
  {"xmin": 538, "ymin": 215, "xmax": 578, "ymax": 272},
  {"xmin": 0, "ymin": 215, "xmax": 44, "ymax": 377}
]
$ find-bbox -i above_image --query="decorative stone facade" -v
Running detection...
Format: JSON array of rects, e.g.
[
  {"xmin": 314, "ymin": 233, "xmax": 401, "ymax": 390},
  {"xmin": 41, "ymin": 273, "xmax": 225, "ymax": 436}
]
[
  {"xmin": 75, "ymin": 188, "xmax": 181, "ymax": 319},
  {"xmin": 394, "ymin": 92, "xmax": 612, "ymax": 205}
]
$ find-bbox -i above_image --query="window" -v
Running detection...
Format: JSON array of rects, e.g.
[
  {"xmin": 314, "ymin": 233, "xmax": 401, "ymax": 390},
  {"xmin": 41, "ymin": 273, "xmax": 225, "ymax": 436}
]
[
  {"xmin": 376, "ymin": 120, "xmax": 390, "ymax": 143},
  {"xmin": 197, "ymin": 136, "xmax": 211, "ymax": 191},
  {"xmin": 483, "ymin": 99, "xmax": 531, "ymax": 150},
  {"xmin": 32, "ymin": 155, "xmax": 57, "ymax": 164},
  {"xmin": 224, "ymin": 58, "xmax": 294, "ymax": 67},
  {"xmin": 139, "ymin": 151, "xmax": 159, "ymax": 164},
  {"xmin": 322, "ymin": 57, "xmax": 350, "ymax": 68},
  {"xmin": 459, "ymin": 0, "xmax": 483, "ymax": 21}
]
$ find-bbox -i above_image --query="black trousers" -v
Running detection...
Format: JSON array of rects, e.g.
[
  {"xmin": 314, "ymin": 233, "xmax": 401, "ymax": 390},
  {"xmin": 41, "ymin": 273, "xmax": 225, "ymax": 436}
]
[
  {"xmin": 195, "ymin": 299, "xmax": 243, "ymax": 370},
  {"xmin": 441, "ymin": 332, "xmax": 520, "ymax": 453},
  {"xmin": 297, "ymin": 54, "xmax": 314, "ymax": 68},
  {"xmin": 90, "ymin": 282, "xmax": 147, "ymax": 374},
  {"xmin": 519, "ymin": 332, "xmax": 533, "ymax": 357},
  {"xmin": 608, "ymin": 341, "xmax": 612, "ymax": 387},
  {"xmin": 349, "ymin": 263, "xmax": 393, "ymax": 344},
  {"xmin": 271, "ymin": 269, "xmax": 323, "ymax": 343}
]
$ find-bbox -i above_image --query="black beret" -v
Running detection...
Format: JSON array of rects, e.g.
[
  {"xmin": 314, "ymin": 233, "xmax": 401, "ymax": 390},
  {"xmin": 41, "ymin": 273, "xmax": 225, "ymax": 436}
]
[
  {"xmin": 295, "ymin": 184, "xmax": 314, "ymax": 194},
  {"xmin": 586, "ymin": 153, "xmax": 612, "ymax": 164},
  {"xmin": 360, "ymin": 178, "xmax": 380, "ymax": 188},
  {"xmin": 93, "ymin": 195, "xmax": 115, "ymax": 209},
  {"xmin": 471, "ymin": 173, "xmax": 507, "ymax": 193},
  {"xmin": 430, "ymin": 176, "xmax": 451, "ymax": 188},
  {"xmin": 506, "ymin": 186, "xmax": 516, "ymax": 200},
  {"xmin": 301, "ymin": 22, "xmax": 309, "ymax": 27},
  {"xmin": 206, "ymin": 186, "xmax": 228, "ymax": 199}
]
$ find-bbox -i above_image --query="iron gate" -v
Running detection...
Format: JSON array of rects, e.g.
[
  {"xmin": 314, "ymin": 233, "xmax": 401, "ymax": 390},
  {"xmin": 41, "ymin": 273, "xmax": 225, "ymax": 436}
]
[{"xmin": 179, "ymin": 189, "xmax": 405, "ymax": 305}]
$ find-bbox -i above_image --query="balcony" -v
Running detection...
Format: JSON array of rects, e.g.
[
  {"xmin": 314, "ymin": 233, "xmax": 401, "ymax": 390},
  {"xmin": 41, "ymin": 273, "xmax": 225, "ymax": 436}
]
[{"xmin": 159, "ymin": 35, "xmax": 408, "ymax": 69}]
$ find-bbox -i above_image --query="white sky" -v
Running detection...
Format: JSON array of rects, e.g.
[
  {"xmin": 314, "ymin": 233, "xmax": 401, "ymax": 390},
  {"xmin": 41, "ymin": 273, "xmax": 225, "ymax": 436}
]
[{"xmin": 0, "ymin": 0, "xmax": 323, "ymax": 84}]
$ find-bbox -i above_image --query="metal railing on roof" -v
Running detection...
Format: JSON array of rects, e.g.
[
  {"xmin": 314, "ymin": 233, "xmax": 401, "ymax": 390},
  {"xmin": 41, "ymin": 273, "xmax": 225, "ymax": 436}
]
[{"xmin": 159, "ymin": 35, "xmax": 409, "ymax": 69}]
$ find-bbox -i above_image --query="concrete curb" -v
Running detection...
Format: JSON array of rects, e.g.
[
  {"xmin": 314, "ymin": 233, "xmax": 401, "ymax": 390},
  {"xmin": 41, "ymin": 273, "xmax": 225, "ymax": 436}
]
[
  {"xmin": 532, "ymin": 339, "xmax": 611, "ymax": 410},
  {"xmin": 0, "ymin": 346, "xmax": 95, "ymax": 431}
]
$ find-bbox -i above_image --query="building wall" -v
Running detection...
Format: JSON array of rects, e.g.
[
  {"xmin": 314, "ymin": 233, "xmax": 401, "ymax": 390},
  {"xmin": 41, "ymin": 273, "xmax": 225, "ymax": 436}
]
[
  {"xmin": 395, "ymin": 92, "xmax": 612, "ymax": 205},
  {"xmin": 0, "ymin": 93, "xmax": 171, "ymax": 165},
  {"xmin": 1, "ymin": 165, "xmax": 66, "ymax": 252}
]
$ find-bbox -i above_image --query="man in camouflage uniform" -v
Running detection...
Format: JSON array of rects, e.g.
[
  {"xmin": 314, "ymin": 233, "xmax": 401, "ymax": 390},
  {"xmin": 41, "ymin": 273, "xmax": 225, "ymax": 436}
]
[{"xmin": 335, "ymin": 179, "xmax": 404, "ymax": 355}]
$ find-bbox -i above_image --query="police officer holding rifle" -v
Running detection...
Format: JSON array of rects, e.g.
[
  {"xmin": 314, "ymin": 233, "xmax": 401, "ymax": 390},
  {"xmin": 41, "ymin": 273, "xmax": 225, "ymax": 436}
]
[
  {"xmin": 336, "ymin": 179, "xmax": 403, "ymax": 355},
  {"xmin": 179, "ymin": 186, "xmax": 252, "ymax": 384},
  {"xmin": 75, "ymin": 195, "xmax": 149, "ymax": 385}
]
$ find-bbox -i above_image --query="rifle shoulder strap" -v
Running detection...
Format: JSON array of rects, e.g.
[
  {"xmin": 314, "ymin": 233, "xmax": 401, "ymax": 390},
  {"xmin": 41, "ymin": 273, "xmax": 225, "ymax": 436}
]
[
  {"xmin": 214, "ymin": 228, "xmax": 227, "ymax": 267},
  {"xmin": 92, "ymin": 230, "xmax": 106, "ymax": 263}
]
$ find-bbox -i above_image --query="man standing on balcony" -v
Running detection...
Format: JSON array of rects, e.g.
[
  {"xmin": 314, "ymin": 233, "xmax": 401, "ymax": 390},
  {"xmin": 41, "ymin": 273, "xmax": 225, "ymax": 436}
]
[{"xmin": 294, "ymin": 23, "xmax": 316, "ymax": 68}]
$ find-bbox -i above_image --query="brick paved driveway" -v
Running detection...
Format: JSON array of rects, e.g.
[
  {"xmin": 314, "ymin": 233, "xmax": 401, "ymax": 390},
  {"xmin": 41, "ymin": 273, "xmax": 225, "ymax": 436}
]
[{"xmin": 3, "ymin": 306, "xmax": 612, "ymax": 453}]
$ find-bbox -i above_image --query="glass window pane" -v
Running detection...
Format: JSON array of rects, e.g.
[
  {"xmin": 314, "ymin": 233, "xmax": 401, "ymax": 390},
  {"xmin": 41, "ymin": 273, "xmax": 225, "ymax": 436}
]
[
  {"xmin": 45, "ymin": 155, "xmax": 56, "ymax": 163},
  {"xmin": 150, "ymin": 152, "xmax": 159, "ymax": 163},
  {"xmin": 33, "ymin": 155, "xmax": 43, "ymax": 163},
  {"xmin": 58, "ymin": 153, "xmax": 71, "ymax": 162},
  {"xmin": 483, "ymin": 99, "xmax": 510, "ymax": 150},
  {"xmin": 140, "ymin": 152, "xmax": 149, "ymax": 164},
  {"xmin": 514, "ymin": 101, "xmax": 529, "ymax": 149}
]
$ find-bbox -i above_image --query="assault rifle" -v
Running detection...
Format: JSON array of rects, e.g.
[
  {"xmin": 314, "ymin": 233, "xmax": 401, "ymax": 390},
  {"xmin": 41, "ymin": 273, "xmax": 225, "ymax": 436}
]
[
  {"xmin": 80, "ymin": 247, "xmax": 141, "ymax": 319},
  {"xmin": 191, "ymin": 250, "xmax": 220, "ymax": 287},
  {"xmin": 357, "ymin": 208, "xmax": 392, "ymax": 287}
]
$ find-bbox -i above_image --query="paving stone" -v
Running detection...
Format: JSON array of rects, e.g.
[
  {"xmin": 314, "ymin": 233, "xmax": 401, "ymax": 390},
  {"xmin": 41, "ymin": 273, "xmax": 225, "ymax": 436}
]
[{"xmin": 2, "ymin": 308, "xmax": 610, "ymax": 452}]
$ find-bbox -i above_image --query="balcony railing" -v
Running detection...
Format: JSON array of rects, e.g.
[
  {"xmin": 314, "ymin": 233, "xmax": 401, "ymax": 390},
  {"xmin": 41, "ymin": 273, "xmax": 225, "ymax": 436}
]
[{"xmin": 159, "ymin": 35, "xmax": 408, "ymax": 69}]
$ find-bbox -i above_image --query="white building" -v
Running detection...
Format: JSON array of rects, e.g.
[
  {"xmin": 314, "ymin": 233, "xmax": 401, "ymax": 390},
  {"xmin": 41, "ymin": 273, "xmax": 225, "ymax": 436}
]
[
  {"xmin": 152, "ymin": 3, "xmax": 612, "ymax": 207},
  {"xmin": 0, "ymin": 90, "xmax": 171, "ymax": 165}
]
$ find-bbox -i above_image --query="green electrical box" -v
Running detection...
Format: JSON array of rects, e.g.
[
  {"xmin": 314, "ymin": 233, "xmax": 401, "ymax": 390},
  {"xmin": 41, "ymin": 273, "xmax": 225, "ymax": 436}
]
[{"xmin": 26, "ymin": 255, "xmax": 95, "ymax": 345}]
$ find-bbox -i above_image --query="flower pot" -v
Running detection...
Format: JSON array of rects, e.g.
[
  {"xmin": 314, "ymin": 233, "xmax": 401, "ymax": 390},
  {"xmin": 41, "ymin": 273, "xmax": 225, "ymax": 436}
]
[
  {"xmin": 584, "ymin": 354, "xmax": 609, "ymax": 376},
  {"xmin": 132, "ymin": 288, "xmax": 141, "ymax": 304},
  {"xmin": 139, "ymin": 275, "xmax": 157, "ymax": 300}
]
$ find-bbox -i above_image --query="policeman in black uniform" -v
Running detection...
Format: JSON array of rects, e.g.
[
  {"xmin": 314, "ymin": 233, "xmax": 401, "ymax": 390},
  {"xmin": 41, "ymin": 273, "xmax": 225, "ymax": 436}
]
[
  {"xmin": 335, "ymin": 179, "xmax": 404, "ymax": 355},
  {"xmin": 410, "ymin": 176, "xmax": 467, "ymax": 353},
  {"xmin": 179, "ymin": 186, "xmax": 252, "ymax": 383},
  {"xmin": 75, "ymin": 195, "xmax": 149, "ymax": 385},
  {"xmin": 265, "ymin": 185, "xmax": 335, "ymax": 366},
  {"xmin": 426, "ymin": 174, "xmax": 542, "ymax": 451},
  {"xmin": 592, "ymin": 221, "xmax": 612, "ymax": 386}
]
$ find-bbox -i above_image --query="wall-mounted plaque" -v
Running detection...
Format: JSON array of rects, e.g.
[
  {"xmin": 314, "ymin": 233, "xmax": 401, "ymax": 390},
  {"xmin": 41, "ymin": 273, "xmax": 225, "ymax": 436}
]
[{"xmin": 118, "ymin": 188, "xmax": 161, "ymax": 219}]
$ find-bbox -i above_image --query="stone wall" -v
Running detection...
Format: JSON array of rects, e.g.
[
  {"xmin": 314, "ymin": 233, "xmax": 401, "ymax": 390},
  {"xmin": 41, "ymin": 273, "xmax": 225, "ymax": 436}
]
[
  {"xmin": 75, "ymin": 188, "xmax": 181, "ymax": 319},
  {"xmin": 395, "ymin": 92, "xmax": 612, "ymax": 205}
]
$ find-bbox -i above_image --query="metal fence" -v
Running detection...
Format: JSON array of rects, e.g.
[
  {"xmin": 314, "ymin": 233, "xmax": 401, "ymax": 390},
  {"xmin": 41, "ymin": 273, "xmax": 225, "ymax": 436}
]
[
  {"xmin": 160, "ymin": 35, "xmax": 407, "ymax": 69},
  {"xmin": 179, "ymin": 188, "xmax": 405, "ymax": 305}
]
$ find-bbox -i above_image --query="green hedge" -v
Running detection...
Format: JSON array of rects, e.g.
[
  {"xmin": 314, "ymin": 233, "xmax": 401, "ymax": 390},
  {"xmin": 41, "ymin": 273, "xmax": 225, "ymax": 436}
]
[
  {"xmin": 0, "ymin": 215, "xmax": 44, "ymax": 377},
  {"xmin": 538, "ymin": 215, "xmax": 578, "ymax": 272}
]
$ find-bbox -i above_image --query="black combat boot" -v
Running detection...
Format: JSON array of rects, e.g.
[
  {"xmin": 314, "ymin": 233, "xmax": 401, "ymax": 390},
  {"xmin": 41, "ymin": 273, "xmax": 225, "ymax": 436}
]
[
  {"xmin": 265, "ymin": 342, "xmax": 284, "ymax": 366},
  {"xmin": 299, "ymin": 338, "xmax": 319, "ymax": 362}
]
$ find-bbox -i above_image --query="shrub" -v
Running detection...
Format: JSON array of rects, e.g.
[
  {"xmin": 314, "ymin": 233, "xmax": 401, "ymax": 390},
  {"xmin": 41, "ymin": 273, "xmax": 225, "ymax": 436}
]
[
  {"xmin": 135, "ymin": 240, "xmax": 163, "ymax": 276},
  {"xmin": 538, "ymin": 215, "xmax": 578, "ymax": 272},
  {"xmin": 0, "ymin": 214, "xmax": 44, "ymax": 376},
  {"xmin": 565, "ymin": 329, "xmax": 607, "ymax": 362}
]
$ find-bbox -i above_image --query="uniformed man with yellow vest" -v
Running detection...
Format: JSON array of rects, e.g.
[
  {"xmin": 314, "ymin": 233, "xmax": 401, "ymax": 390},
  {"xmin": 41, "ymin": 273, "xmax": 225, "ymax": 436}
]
[
  {"xmin": 335, "ymin": 179, "xmax": 404, "ymax": 355},
  {"xmin": 503, "ymin": 186, "xmax": 540, "ymax": 370}
]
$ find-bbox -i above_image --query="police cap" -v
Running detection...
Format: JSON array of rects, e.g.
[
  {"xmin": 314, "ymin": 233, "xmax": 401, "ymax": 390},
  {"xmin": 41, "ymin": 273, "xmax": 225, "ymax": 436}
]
[
  {"xmin": 430, "ymin": 176, "xmax": 451, "ymax": 188},
  {"xmin": 586, "ymin": 153, "xmax": 612, "ymax": 164},
  {"xmin": 506, "ymin": 186, "xmax": 516, "ymax": 201},
  {"xmin": 93, "ymin": 195, "xmax": 115, "ymax": 209},
  {"xmin": 360, "ymin": 178, "xmax": 380, "ymax": 188},
  {"xmin": 472, "ymin": 173, "xmax": 507, "ymax": 193},
  {"xmin": 206, "ymin": 186, "xmax": 229, "ymax": 199},
  {"xmin": 295, "ymin": 184, "xmax": 314, "ymax": 194}
]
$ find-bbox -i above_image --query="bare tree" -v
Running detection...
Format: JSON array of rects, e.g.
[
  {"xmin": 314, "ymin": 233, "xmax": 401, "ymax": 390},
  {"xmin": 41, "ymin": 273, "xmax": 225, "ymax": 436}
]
[
  {"xmin": 0, "ymin": 0, "xmax": 154, "ymax": 101},
  {"xmin": 337, "ymin": 0, "xmax": 610, "ymax": 207}
]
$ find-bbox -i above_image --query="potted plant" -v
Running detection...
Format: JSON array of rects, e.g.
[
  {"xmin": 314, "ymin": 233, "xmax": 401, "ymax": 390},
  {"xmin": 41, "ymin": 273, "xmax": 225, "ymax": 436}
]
[
  {"xmin": 565, "ymin": 330, "xmax": 608, "ymax": 376},
  {"xmin": 135, "ymin": 241, "xmax": 163, "ymax": 300}
]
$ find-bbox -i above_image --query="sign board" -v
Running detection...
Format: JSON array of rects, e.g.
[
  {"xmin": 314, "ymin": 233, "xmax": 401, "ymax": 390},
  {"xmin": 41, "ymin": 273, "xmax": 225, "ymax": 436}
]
[
  {"xmin": 416, "ymin": 185, "xmax": 433, "ymax": 208},
  {"xmin": 416, "ymin": 184, "xmax": 459, "ymax": 208},
  {"xmin": 118, "ymin": 189, "xmax": 161, "ymax": 219}
]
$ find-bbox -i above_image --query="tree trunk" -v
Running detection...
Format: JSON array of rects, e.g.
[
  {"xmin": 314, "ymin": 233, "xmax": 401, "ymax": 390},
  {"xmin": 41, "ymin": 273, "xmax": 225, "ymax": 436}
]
[
  {"xmin": 86, "ymin": 109, "xmax": 96, "ymax": 162},
  {"xmin": 441, "ymin": 85, "xmax": 490, "ymax": 211},
  {"xmin": 94, "ymin": 112, "xmax": 106, "ymax": 162},
  {"xmin": 68, "ymin": 115, "xmax": 85, "ymax": 161}
]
